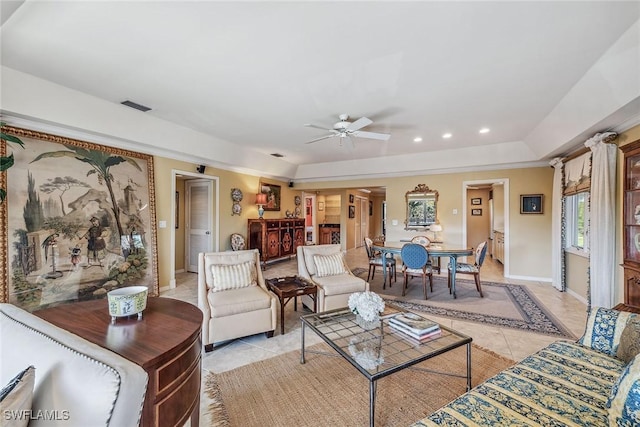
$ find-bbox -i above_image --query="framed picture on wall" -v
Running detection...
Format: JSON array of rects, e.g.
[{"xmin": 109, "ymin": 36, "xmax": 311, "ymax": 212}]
[
  {"xmin": 471, "ymin": 198, "xmax": 482, "ymax": 205},
  {"xmin": 260, "ymin": 182, "xmax": 281, "ymax": 211},
  {"xmin": 349, "ymin": 194, "xmax": 354, "ymax": 203},
  {"xmin": 471, "ymin": 208, "xmax": 482, "ymax": 216},
  {"xmin": 369, "ymin": 200, "xmax": 373, "ymax": 216},
  {"xmin": 521, "ymin": 194, "xmax": 543, "ymax": 214},
  {"xmin": 349, "ymin": 205, "xmax": 355, "ymax": 218}
]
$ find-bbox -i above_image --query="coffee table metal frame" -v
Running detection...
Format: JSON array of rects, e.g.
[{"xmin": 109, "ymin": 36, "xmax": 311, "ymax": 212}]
[
  {"xmin": 300, "ymin": 307, "xmax": 472, "ymax": 427},
  {"xmin": 266, "ymin": 276, "xmax": 317, "ymax": 335}
]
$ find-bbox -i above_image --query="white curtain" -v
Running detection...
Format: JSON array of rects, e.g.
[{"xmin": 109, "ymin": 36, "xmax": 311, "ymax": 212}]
[
  {"xmin": 550, "ymin": 157, "xmax": 564, "ymax": 291},
  {"xmin": 586, "ymin": 132, "xmax": 617, "ymax": 308}
]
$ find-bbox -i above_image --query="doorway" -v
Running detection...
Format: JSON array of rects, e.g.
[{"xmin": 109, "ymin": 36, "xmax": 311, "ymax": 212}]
[
  {"xmin": 462, "ymin": 179, "xmax": 509, "ymax": 278},
  {"xmin": 303, "ymin": 193, "xmax": 316, "ymax": 244},
  {"xmin": 169, "ymin": 170, "xmax": 219, "ymax": 289}
]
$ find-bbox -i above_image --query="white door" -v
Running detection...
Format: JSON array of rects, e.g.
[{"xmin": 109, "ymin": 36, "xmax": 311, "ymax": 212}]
[
  {"xmin": 360, "ymin": 199, "xmax": 368, "ymax": 244},
  {"xmin": 355, "ymin": 197, "xmax": 367, "ymax": 248},
  {"xmin": 186, "ymin": 179, "xmax": 213, "ymax": 272}
]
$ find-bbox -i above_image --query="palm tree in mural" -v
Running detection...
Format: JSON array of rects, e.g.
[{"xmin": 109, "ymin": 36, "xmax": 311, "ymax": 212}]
[
  {"xmin": 0, "ymin": 123, "xmax": 25, "ymax": 202},
  {"xmin": 31, "ymin": 145, "xmax": 142, "ymax": 255}
]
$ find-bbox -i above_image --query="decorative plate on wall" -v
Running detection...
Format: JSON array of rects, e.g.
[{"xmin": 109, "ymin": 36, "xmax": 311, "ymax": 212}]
[{"xmin": 231, "ymin": 188, "xmax": 243, "ymax": 215}]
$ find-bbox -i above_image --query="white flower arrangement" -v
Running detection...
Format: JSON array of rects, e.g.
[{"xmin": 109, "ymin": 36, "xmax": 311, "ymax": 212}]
[{"xmin": 348, "ymin": 291, "xmax": 385, "ymax": 322}]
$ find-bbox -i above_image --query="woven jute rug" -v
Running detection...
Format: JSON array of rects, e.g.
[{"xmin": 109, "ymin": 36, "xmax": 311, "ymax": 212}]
[{"xmin": 202, "ymin": 342, "xmax": 514, "ymax": 426}]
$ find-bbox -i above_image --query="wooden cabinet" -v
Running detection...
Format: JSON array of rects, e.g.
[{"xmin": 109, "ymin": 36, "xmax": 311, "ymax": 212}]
[
  {"xmin": 493, "ymin": 231, "xmax": 504, "ymax": 264},
  {"xmin": 620, "ymin": 139, "xmax": 640, "ymax": 310},
  {"xmin": 319, "ymin": 225, "xmax": 340, "ymax": 245},
  {"xmin": 36, "ymin": 298, "xmax": 203, "ymax": 427},
  {"xmin": 248, "ymin": 219, "xmax": 305, "ymax": 265}
]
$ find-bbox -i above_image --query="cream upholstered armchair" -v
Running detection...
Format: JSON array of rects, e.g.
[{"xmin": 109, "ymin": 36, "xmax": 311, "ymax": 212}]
[
  {"xmin": 297, "ymin": 244, "xmax": 369, "ymax": 312},
  {"xmin": 198, "ymin": 249, "xmax": 277, "ymax": 351}
]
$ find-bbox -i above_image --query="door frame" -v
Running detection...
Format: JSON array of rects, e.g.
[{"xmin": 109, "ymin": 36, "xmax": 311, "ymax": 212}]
[
  {"xmin": 461, "ymin": 178, "xmax": 509, "ymax": 278},
  {"xmin": 303, "ymin": 192, "xmax": 316, "ymax": 244},
  {"xmin": 168, "ymin": 169, "xmax": 219, "ymax": 289}
]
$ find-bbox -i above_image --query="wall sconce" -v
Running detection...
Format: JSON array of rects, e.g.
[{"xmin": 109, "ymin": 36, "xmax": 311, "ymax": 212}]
[
  {"xmin": 430, "ymin": 223, "xmax": 443, "ymax": 242},
  {"xmin": 256, "ymin": 193, "xmax": 267, "ymax": 219}
]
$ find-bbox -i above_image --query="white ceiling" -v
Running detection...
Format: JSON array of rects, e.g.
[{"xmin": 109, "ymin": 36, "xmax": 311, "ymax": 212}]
[{"xmin": 1, "ymin": 1, "xmax": 640, "ymax": 181}]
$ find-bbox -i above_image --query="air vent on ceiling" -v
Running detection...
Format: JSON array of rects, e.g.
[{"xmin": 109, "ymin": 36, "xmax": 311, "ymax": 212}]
[
  {"xmin": 270, "ymin": 153, "xmax": 285, "ymax": 158},
  {"xmin": 121, "ymin": 100, "xmax": 151, "ymax": 112}
]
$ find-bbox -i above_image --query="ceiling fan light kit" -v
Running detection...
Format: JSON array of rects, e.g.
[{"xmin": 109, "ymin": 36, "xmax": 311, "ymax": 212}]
[{"xmin": 304, "ymin": 114, "xmax": 391, "ymax": 148}]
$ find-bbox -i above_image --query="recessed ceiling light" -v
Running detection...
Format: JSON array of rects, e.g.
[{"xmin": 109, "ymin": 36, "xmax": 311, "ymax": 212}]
[
  {"xmin": 442, "ymin": 133, "xmax": 452, "ymax": 139},
  {"xmin": 413, "ymin": 137, "xmax": 422, "ymax": 143},
  {"xmin": 479, "ymin": 128, "xmax": 490, "ymax": 134}
]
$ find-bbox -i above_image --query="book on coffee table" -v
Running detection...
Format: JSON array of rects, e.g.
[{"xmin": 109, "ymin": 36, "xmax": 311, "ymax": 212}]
[
  {"xmin": 389, "ymin": 326, "xmax": 442, "ymax": 346},
  {"xmin": 388, "ymin": 312, "xmax": 440, "ymax": 335}
]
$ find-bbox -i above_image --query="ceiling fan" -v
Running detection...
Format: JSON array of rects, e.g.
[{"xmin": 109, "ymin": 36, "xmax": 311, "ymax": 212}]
[{"xmin": 304, "ymin": 114, "xmax": 391, "ymax": 150}]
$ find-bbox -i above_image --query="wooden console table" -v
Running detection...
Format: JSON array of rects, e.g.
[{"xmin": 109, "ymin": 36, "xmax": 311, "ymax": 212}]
[{"xmin": 35, "ymin": 297, "xmax": 203, "ymax": 427}]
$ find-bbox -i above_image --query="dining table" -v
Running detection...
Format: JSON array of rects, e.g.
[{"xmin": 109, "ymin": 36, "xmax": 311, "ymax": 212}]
[{"xmin": 371, "ymin": 241, "xmax": 474, "ymax": 298}]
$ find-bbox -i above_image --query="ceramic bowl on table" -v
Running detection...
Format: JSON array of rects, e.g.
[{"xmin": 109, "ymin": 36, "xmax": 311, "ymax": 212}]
[{"xmin": 107, "ymin": 286, "xmax": 148, "ymax": 324}]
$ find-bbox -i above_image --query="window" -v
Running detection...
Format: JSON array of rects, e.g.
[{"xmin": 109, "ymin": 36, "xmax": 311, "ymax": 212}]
[{"xmin": 565, "ymin": 192, "xmax": 589, "ymax": 252}]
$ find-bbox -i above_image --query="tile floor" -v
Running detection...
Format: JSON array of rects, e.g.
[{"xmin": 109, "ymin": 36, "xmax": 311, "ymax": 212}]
[{"xmin": 161, "ymin": 248, "xmax": 589, "ymax": 375}]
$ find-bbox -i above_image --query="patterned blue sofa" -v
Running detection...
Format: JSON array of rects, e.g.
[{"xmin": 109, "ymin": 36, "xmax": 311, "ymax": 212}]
[{"xmin": 412, "ymin": 307, "xmax": 640, "ymax": 426}]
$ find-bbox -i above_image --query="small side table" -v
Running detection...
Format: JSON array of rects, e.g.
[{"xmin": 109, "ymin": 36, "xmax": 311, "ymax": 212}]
[{"xmin": 266, "ymin": 276, "xmax": 317, "ymax": 335}]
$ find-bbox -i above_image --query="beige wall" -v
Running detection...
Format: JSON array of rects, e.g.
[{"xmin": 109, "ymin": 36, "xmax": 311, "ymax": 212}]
[
  {"xmin": 296, "ymin": 166, "xmax": 554, "ymax": 280},
  {"xmin": 566, "ymin": 253, "xmax": 589, "ymax": 301},
  {"xmin": 153, "ymin": 156, "xmax": 302, "ymax": 287},
  {"xmin": 467, "ymin": 188, "xmax": 491, "ymax": 250}
]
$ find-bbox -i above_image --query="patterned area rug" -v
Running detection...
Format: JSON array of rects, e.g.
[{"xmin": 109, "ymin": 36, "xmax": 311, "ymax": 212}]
[{"xmin": 353, "ymin": 268, "xmax": 575, "ymax": 339}]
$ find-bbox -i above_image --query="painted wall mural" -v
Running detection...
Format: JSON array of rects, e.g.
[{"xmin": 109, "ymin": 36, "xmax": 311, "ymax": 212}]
[{"xmin": 1, "ymin": 126, "xmax": 159, "ymax": 311}]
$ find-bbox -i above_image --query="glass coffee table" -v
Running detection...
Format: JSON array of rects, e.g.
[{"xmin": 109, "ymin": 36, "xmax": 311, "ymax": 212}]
[{"xmin": 300, "ymin": 306, "xmax": 472, "ymax": 427}]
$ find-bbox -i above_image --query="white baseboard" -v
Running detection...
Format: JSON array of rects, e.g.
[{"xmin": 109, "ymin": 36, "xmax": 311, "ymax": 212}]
[
  {"xmin": 505, "ymin": 274, "xmax": 552, "ymax": 283},
  {"xmin": 566, "ymin": 288, "xmax": 588, "ymax": 305},
  {"xmin": 175, "ymin": 268, "xmax": 185, "ymax": 274}
]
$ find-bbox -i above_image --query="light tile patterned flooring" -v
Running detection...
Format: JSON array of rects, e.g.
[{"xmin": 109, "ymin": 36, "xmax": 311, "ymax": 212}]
[{"xmin": 162, "ymin": 248, "xmax": 589, "ymax": 375}]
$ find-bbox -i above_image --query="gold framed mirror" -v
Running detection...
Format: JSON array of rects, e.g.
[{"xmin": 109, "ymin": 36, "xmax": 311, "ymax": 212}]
[{"xmin": 405, "ymin": 184, "xmax": 438, "ymax": 231}]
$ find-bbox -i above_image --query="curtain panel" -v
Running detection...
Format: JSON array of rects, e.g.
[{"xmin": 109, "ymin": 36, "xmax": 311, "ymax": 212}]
[{"xmin": 585, "ymin": 132, "xmax": 617, "ymax": 308}]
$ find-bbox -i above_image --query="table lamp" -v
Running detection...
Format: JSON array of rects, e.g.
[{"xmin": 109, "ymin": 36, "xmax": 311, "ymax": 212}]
[
  {"xmin": 256, "ymin": 193, "xmax": 267, "ymax": 219},
  {"xmin": 430, "ymin": 223, "xmax": 442, "ymax": 242}
]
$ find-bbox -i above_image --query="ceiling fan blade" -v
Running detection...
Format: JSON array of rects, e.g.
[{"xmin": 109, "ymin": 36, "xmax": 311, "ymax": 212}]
[
  {"xmin": 305, "ymin": 134, "xmax": 336, "ymax": 144},
  {"xmin": 304, "ymin": 123, "xmax": 333, "ymax": 132},
  {"xmin": 341, "ymin": 135, "xmax": 355, "ymax": 151},
  {"xmin": 347, "ymin": 117, "xmax": 373, "ymax": 132},
  {"xmin": 354, "ymin": 130, "xmax": 391, "ymax": 141}
]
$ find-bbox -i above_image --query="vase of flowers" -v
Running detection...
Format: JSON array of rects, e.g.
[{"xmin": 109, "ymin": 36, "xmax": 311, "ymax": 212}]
[{"xmin": 348, "ymin": 291, "xmax": 385, "ymax": 330}]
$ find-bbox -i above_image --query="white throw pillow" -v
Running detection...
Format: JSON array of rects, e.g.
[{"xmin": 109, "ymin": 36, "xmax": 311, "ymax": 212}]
[
  {"xmin": 210, "ymin": 261, "xmax": 256, "ymax": 292},
  {"xmin": 0, "ymin": 366, "xmax": 35, "ymax": 427},
  {"xmin": 314, "ymin": 253, "xmax": 348, "ymax": 277}
]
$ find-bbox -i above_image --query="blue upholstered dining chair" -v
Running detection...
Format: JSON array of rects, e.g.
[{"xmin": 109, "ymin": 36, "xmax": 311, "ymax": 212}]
[
  {"xmin": 447, "ymin": 241, "xmax": 487, "ymax": 297},
  {"xmin": 410, "ymin": 235, "xmax": 441, "ymax": 274},
  {"xmin": 400, "ymin": 243, "xmax": 433, "ymax": 299},
  {"xmin": 364, "ymin": 237, "xmax": 396, "ymax": 285}
]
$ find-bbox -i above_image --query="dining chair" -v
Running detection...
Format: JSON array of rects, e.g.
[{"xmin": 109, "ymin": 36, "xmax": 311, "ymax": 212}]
[
  {"xmin": 400, "ymin": 243, "xmax": 433, "ymax": 299},
  {"xmin": 410, "ymin": 235, "xmax": 441, "ymax": 274},
  {"xmin": 230, "ymin": 233, "xmax": 246, "ymax": 251},
  {"xmin": 447, "ymin": 241, "xmax": 487, "ymax": 297},
  {"xmin": 364, "ymin": 237, "xmax": 397, "ymax": 285}
]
